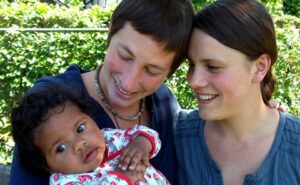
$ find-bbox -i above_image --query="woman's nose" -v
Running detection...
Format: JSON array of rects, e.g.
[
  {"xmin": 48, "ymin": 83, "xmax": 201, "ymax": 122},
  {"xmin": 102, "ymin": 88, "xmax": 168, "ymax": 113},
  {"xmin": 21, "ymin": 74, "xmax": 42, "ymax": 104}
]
[
  {"xmin": 187, "ymin": 67, "xmax": 208, "ymax": 89},
  {"xmin": 121, "ymin": 66, "xmax": 141, "ymax": 92}
]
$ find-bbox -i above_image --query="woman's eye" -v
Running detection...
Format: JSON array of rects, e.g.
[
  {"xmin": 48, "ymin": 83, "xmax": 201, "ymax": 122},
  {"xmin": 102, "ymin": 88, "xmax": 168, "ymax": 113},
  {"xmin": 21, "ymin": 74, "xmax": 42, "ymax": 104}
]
[
  {"xmin": 56, "ymin": 144, "xmax": 66, "ymax": 153},
  {"xmin": 118, "ymin": 51, "xmax": 131, "ymax": 61},
  {"xmin": 146, "ymin": 69, "xmax": 159, "ymax": 76},
  {"xmin": 77, "ymin": 123, "xmax": 86, "ymax": 133},
  {"xmin": 207, "ymin": 65, "xmax": 221, "ymax": 71}
]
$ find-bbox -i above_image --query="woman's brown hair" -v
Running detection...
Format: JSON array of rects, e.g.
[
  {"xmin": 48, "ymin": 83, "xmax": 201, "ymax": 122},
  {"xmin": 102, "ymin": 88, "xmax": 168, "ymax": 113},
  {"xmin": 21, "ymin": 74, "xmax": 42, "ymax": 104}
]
[{"xmin": 194, "ymin": 0, "xmax": 278, "ymax": 104}]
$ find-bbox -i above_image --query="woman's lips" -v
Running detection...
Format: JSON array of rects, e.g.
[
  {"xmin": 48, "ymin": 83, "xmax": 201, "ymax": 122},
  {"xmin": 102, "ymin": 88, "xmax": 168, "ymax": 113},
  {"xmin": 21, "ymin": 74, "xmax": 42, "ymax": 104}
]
[
  {"xmin": 115, "ymin": 81, "xmax": 136, "ymax": 100},
  {"xmin": 197, "ymin": 93, "xmax": 218, "ymax": 104}
]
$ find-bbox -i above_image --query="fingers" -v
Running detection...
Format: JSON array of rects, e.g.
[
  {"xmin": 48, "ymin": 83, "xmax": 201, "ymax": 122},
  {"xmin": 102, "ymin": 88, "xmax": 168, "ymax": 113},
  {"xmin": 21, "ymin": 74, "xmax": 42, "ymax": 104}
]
[
  {"xmin": 135, "ymin": 171, "xmax": 144, "ymax": 182},
  {"xmin": 116, "ymin": 166, "xmax": 145, "ymax": 182},
  {"xmin": 278, "ymin": 106, "xmax": 286, "ymax": 112},
  {"xmin": 128, "ymin": 166, "xmax": 145, "ymax": 182},
  {"xmin": 119, "ymin": 149, "xmax": 147, "ymax": 171},
  {"xmin": 118, "ymin": 148, "xmax": 131, "ymax": 170},
  {"xmin": 128, "ymin": 152, "xmax": 144, "ymax": 170},
  {"xmin": 141, "ymin": 155, "xmax": 150, "ymax": 167},
  {"xmin": 267, "ymin": 99, "xmax": 286, "ymax": 112},
  {"xmin": 120, "ymin": 152, "xmax": 143, "ymax": 170},
  {"xmin": 118, "ymin": 135, "xmax": 152, "ymax": 171},
  {"xmin": 134, "ymin": 162, "xmax": 147, "ymax": 173},
  {"xmin": 268, "ymin": 99, "xmax": 277, "ymax": 108}
]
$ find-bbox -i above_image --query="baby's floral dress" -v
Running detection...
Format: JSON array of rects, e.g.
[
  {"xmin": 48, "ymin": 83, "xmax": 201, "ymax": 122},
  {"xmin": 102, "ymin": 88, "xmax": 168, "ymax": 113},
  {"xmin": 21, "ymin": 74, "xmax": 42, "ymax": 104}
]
[{"xmin": 50, "ymin": 125, "xmax": 171, "ymax": 185}]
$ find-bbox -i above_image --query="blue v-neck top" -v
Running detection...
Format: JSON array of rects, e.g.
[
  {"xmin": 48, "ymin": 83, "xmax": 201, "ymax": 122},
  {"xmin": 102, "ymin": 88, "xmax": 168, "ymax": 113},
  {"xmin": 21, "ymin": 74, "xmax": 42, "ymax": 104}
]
[{"xmin": 175, "ymin": 109, "xmax": 300, "ymax": 185}]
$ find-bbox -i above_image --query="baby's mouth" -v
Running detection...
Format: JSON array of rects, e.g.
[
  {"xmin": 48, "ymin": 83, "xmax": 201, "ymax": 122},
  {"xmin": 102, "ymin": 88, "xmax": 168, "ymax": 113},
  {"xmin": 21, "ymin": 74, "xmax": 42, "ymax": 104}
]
[{"xmin": 84, "ymin": 147, "xmax": 98, "ymax": 163}]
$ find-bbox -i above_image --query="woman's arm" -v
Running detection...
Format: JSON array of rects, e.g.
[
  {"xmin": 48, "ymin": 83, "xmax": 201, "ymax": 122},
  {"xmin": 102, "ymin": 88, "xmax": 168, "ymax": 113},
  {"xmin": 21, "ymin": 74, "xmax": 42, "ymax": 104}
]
[{"xmin": 9, "ymin": 148, "xmax": 49, "ymax": 185}]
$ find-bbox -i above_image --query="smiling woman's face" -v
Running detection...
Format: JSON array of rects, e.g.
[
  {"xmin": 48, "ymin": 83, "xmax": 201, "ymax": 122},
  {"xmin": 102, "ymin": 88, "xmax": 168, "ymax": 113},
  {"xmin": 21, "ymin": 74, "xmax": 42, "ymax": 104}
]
[
  {"xmin": 101, "ymin": 23, "xmax": 175, "ymax": 108},
  {"xmin": 187, "ymin": 29, "xmax": 256, "ymax": 121}
]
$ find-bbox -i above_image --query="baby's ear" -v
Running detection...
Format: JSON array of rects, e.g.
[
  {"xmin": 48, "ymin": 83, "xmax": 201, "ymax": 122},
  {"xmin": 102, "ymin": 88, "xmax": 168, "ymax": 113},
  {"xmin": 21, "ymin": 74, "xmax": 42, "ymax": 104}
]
[{"xmin": 251, "ymin": 54, "xmax": 271, "ymax": 83}]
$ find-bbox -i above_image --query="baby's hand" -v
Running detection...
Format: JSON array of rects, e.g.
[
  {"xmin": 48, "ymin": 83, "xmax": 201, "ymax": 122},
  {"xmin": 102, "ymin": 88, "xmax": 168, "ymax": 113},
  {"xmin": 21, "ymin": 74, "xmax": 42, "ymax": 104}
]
[
  {"xmin": 118, "ymin": 135, "xmax": 151, "ymax": 171},
  {"xmin": 115, "ymin": 162, "xmax": 146, "ymax": 182}
]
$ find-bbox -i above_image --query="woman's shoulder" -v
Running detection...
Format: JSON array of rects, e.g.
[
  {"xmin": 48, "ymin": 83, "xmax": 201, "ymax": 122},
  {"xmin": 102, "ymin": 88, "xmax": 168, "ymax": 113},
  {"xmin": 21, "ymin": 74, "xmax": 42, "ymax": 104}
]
[
  {"xmin": 150, "ymin": 84, "xmax": 181, "ymax": 113},
  {"xmin": 28, "ymin": 63, "xmax": 87, "ymax": 93},
  {"xmin": 38, "ymin": 63, "xmax": 85, "ymax": 83},
  {"xmin": 177, "ymin": 109, "xmax": 200, "ymax": 121},
  {"xmin": 280, "ymin": 112, "xmax": 300, "ymax": 153},
  {"xmin": 153, "ymin": 84, "xmax": 176, "ymax": 99},
  {"xmin": 281, "ymin": 112, "xmax": 300, "ymax": 133},
  {"xmin": 174, "ymin": 109, "xmax": 204, "ymax": 130},
  {"xmin": 270, "ymin": 112, "xmax": 300, "ymax": 182}
]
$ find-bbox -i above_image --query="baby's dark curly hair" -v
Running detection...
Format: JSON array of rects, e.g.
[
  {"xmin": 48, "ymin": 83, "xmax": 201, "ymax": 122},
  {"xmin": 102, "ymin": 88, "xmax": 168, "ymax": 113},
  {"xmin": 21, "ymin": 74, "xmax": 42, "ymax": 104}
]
[{"xmin": 11, "ymin": 84, "xmax": 95, "ymax": 175}]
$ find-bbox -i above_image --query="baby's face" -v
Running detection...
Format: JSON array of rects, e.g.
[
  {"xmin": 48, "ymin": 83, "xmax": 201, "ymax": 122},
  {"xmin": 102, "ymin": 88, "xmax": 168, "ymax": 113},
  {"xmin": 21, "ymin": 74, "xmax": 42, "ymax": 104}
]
[{"xmin": 34, "ymin": 103, "xmax": 106, "ymax": 174}]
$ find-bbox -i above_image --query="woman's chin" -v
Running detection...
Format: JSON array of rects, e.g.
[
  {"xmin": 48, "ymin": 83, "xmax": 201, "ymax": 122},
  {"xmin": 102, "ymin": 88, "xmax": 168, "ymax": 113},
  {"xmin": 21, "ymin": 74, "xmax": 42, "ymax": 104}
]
[{"xmin": 198, "ymin": 110, "xmax": 216, "ymax": 121}]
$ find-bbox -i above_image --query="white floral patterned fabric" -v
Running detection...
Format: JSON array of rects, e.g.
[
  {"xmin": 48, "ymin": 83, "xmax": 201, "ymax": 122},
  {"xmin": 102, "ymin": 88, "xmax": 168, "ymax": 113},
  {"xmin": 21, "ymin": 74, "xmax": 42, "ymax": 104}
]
[{"xmin": 50, "ymin": 125, "xmax": 171, "ymax": 185}]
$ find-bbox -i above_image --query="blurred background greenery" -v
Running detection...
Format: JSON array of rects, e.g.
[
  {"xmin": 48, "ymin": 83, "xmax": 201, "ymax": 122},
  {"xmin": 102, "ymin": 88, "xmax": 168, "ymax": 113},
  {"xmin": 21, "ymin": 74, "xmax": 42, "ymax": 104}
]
[{"xmin": 0, "ymin": 0, "xmax": 299, "ymax": 165}]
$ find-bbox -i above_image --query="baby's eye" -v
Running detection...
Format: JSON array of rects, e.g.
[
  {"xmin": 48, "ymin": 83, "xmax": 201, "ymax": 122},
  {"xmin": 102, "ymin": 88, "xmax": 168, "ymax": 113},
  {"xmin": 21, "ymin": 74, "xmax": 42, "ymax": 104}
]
[
  {"xmin": 77, "ymin": 123, "xmax": 86, "ymax": 133},
  {"xmin": 56, "ymin": 144, "xmax": 66, "ymax": 153}
]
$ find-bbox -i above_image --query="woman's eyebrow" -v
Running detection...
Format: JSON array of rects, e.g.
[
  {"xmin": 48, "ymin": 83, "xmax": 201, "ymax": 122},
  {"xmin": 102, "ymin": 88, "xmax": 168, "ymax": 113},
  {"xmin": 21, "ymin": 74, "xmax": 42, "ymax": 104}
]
[{"xmin": 119, "ymin": 43, "xmax": 134, "ymax": 56}]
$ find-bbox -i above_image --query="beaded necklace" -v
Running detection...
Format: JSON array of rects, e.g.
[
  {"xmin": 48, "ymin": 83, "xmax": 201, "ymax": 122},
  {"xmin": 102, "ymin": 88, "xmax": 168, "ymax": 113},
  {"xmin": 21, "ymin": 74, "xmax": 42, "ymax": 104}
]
[{"xmin": 94, "ymin": 65, "xmax": 145, "ymax": 122}]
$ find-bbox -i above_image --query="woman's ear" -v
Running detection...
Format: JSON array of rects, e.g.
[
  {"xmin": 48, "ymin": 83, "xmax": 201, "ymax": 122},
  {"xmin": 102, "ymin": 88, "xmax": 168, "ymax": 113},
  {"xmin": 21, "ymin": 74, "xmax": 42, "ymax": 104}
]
[{"xmin": 251, "ymin": 54, "xmax": 272, "ymax": 83}]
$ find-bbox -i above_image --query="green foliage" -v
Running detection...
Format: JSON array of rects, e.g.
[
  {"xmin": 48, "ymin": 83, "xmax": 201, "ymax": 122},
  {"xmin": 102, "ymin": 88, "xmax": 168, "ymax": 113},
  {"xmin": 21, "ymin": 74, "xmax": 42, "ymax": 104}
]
[
  {"xmin": 0, "ymin": 0, "xmax": 299, "ymax": 164},
  {"xmin": 195, "ymin": 0, "xmax": 299, "ymax": 17},
  {"xmin": 60, "ymin": 0, "xmax": 84, "ymax": 7},
  {"xmin": 166, "ymin": 62, "xmax": 198, "ymax": 109},
  {"xmin": 272, "ymin": 14, "xmax": 300, "ymax": 115},
  {"xmin": 0, "ymin": 1, "xmax": 112, "ymax": 164},
  {"xmin": 0, "ymin": 120, "xmax": 13, "ymax": 164},
  {"xmin": 0, "ymin": 2, "xmax": 112, "ymax": 28},
  {"xmin": 283, "ymin": 0, "xmax": 300, "ymax": 17},
  {"xmin": 192, "ymin": 0, "xmax": 216, "ymax": 10}
]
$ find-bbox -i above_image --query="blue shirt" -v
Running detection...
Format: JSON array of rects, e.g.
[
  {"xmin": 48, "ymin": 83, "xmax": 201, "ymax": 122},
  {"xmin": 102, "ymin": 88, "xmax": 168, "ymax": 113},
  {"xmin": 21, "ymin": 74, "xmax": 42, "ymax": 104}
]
[
  {"xmin": 174, "ymin": 110, "xmax": 300, "ymax": 185},
  {"xmin": 10, "ymin": 64, "xmax": 180, "ymax": 185}
]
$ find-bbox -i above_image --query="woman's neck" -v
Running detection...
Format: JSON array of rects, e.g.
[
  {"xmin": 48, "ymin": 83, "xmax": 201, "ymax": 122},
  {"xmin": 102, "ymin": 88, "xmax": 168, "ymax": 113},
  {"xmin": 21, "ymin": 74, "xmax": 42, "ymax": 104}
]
[{"xmin": 206, "ymin": 100, "xmax": 279, "ymax": 142}]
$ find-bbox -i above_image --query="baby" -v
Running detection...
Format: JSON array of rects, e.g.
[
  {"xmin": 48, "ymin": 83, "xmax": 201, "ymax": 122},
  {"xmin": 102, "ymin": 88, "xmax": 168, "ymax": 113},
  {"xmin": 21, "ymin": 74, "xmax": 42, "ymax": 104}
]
[{"xmin": 11, "ymin": 85, "xmax": 170, "ymax": 185}]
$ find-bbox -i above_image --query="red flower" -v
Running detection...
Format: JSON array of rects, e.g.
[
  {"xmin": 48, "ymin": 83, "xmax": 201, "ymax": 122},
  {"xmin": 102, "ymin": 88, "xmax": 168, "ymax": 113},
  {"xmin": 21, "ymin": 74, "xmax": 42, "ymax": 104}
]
[
  {"xmin": 97, "ymin": 172, "xmax": 103, "ymax": 178},
  {"xmin": 78, "ymin": 175, "xmax": 87, "ymax": 182},
  {"xmin": 153, "ymin": 173, "xmax": 159, "ymax": 180},
  {"xmin": 78, "ymin": 175, "xmax": 92, "ymax": 182},
  {"xmin": 115, "ymin": 132, "xmax": 121, "ymax": 137},
  {"xmin": 53, "ymin": 174, "xmax": 60, "ymax": 182},
  {"xmin": 109, "ymin": 137, "xmax": 115, "ymax": 142}
]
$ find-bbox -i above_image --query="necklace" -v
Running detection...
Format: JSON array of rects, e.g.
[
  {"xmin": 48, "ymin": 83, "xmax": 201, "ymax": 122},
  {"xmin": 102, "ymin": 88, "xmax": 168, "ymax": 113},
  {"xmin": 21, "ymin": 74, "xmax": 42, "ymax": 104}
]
[
  {"xmin": 94, "ymin": 65, "xmax": 145, "ymax": 121},
  {"xmin": 112, "ymin": 113, "xmax": 141, "ymax": 129}
]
